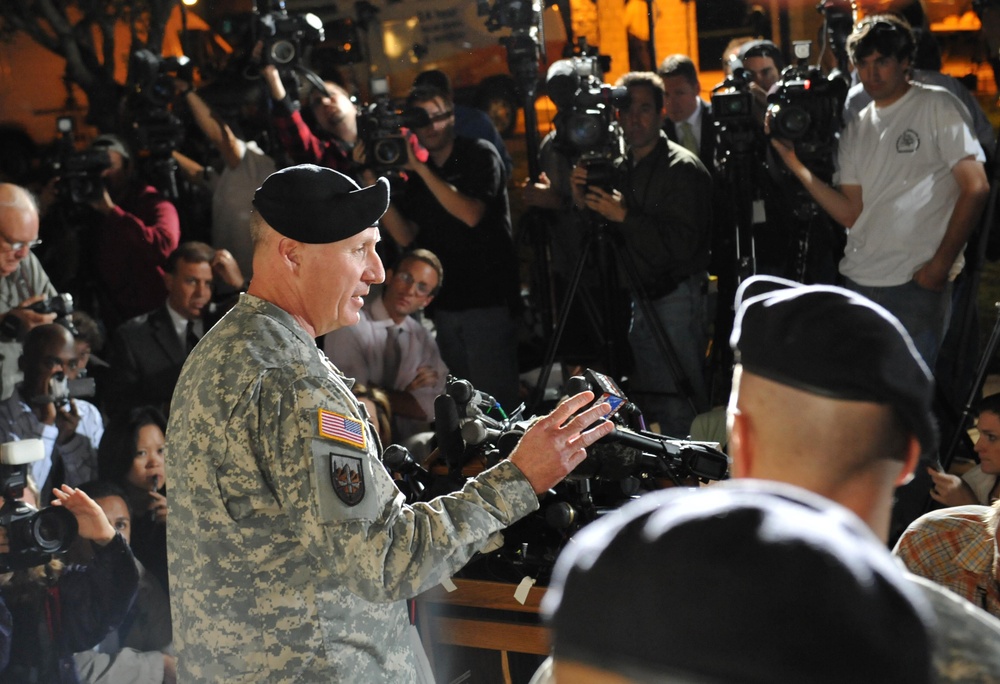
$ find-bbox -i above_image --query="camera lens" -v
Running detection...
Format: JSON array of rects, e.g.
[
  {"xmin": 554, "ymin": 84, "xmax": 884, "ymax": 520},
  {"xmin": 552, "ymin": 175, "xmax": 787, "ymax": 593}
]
[
  {"xmin": 269, "ymin": 40, "xmax": 296, "ymax": 65},
  {"xmin": 373, "ymin": 139, "xmax": 403, "ymax": 166},
  {"xmin": 774, "ymin": 105, "xmax": 811, "ymax": 140},
  {"xmin": 30, "ymin": 507, "xmax": 77, "ymax": 554}
]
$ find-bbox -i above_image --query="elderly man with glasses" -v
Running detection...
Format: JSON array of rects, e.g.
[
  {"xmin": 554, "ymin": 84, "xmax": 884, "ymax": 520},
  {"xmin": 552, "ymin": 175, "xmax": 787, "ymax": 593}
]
[
  {"xmin": 323, "ymin": 248, "xmax": 449, "ymax": 441},
  {"xmin": 0, "ymin": 183, "xmax": 58, "ymax": 400}
]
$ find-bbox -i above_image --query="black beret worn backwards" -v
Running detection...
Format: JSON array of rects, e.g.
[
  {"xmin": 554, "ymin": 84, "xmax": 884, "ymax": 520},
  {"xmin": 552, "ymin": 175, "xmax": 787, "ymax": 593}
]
[
  {"xmin": 252, "ymin": 164, "xmax": 390, "ymax": 244},
  {"xmin": 730, "ymin": 275, "xmax": 937, "ymax": 456}
]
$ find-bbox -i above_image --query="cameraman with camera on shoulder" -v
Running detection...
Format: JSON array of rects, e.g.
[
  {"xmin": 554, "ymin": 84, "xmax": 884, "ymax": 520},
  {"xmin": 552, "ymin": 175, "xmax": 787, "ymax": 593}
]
[
  {"xmin": 769, "ymin": 14, "xmax": 989, "ymax": 366},
  {"xmin": 570, "ymin": 72, "xmax": 713, "ymax": 437},
  {"xmin": 262, "ymin": 63, "xmax": 358, "ymax": 173},
  {"xmin": 0, "ymin": 184, "xmax": 59, "ymax": 403}
]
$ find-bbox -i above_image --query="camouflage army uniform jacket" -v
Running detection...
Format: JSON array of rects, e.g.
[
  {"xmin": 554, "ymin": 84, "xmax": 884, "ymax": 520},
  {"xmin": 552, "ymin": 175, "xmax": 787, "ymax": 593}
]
[{"xmin": 166, "ymin": 294, "xmax": 540, "ymax": 683}]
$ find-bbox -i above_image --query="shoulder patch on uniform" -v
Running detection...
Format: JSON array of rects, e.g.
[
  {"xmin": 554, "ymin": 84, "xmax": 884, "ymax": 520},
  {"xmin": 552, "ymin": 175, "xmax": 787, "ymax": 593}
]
[
  {"xmin": 330, "ymin": 453, "xmax": 366, "ymax": 506},
  {"xmin": 318, "ymin": 409, "xmax": 366, "ymax": 449}
]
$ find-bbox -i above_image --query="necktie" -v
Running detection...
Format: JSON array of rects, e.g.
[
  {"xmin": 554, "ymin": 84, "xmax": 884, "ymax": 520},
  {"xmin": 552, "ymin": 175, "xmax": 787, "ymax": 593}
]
[
  {"xmin": 679, "ymin": 121, "xmax": 699, "ymax": 155},
  {"xmin": 382, "ymin": 326, "xmax": 402, "ymax": 388},
  {"xmin": 185, "ymin": 319, "xmax": 198, "ymax": 354}
]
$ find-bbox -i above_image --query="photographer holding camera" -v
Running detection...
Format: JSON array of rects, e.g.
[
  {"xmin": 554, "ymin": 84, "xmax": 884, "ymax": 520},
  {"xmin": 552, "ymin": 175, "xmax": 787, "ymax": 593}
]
[
  {"xmin": 570, "ymin": 72, "xmax": 713, "ymax": 437},
  {"xmin": 0, "ymin": 482, "xmax": 138, "ymax": 684},
  {"xmin": 769, "ymin": 15, "xmax": 989, "ymax": 366},
  {"xmin": 262, "ymin": 63, "xmax": 358, "ymax": 173},
  {"xmin": 363, "ymin": 83, "xmax": 521, "ymax": 410},
  {"xmin": 0, "ymin": 185, "xmax": 59, "ymax": 403},
  {"xmin": 87, "ymin": 135, "xmax": 181, "ymax": 332},
  {"xmin": 0, "ymin": 324, "xmax": 101, "ymax": 504}
]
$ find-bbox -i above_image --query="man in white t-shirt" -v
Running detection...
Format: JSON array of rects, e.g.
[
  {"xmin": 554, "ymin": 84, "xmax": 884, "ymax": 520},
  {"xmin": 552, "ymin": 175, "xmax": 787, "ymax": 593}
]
[{"xmin": 770, "ymin": 14, "xmax": 989, "ymax": 365}]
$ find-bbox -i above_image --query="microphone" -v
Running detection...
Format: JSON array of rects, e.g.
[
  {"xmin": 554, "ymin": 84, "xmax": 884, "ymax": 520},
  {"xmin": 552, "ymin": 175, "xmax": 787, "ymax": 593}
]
[
  {"xmin": 461, "ymin": 419, "xmax": 504, "ymax": 447},
  {"xmin": 434, "ymin": 393, "xmax": 465, "ymax": 471}
]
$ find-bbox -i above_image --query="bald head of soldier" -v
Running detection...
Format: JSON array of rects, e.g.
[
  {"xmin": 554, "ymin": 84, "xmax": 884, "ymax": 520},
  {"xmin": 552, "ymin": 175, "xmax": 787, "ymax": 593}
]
[
  {"xmin": 0, "ymin": 184, "xmax": 40, "ymax": 278},
  {"xmin": 247, "ymin": 165, "xmax": 389, "ymax": 338},
  {"xmin": 726, "ymin": 276, "xmax": 936, "ymax": 542}
]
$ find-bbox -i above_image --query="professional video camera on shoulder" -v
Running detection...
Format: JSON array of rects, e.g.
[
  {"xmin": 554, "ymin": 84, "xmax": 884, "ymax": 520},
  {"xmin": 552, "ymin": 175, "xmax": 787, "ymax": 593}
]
[
  {"xmin": 0, "ymin": 439, "xmax": 77, "ymax": 573},
  {"xmin": 255, "ymin": 0, "xmax": 324, "ymax": 67},
  {"xmin": 51, "ymin": 117, "xmax": 110, "ymax": 206},
  {"xmin": 128, "ymin": 49, "xmax": 188, "ymax": 159},
  {"xmin": 546, "ymin": 53, "xmax": 627, "ymax": 192},
  {"xmin": 766, "ymin": 41, "xmax": 848, "ymax": 165},
  {"xmin": 357, "ymin": 78, "xmax": 431, "ymax": 172}
]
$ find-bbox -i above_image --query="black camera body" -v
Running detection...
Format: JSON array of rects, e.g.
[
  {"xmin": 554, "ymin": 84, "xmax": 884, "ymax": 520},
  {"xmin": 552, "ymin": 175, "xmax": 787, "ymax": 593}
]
[
  {"xmin": 27, "ymin": 293, "xmax": 73, "ymax": 318},
  {"xmin": 55, "ymin": 148, "xmax": 111, "ymax": 205},
  {"xmin": 0, "ymin": 440, "xmax": 77, "ymax": 573},
  {"xmin": 358, "ymin": 85, "xmax": 431, "ymax": 172},
  {"xmin": 257, "ymin": 1, "xmax": 325, "ymax": 67},
  {"xmin": 766, "ymin": 43, "xmax": 848, "ymax": 165},
  {"xmin": 131, "ymin": 49, "xmax": 193, "ymax": 110},
  {"xmin": 547, "ymin": 55, "xmax": 626, "ymax": 179}
]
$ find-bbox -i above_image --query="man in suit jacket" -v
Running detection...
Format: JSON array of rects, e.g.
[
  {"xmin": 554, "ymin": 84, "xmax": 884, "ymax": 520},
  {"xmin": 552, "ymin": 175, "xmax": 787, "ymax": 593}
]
[
  {"xmin": 106, "ymin": 242, "xmax": 243, "ymax": 418},
  {"xmin": 658, "ymin": 54, "xmax": 715, "ymax": 169}
]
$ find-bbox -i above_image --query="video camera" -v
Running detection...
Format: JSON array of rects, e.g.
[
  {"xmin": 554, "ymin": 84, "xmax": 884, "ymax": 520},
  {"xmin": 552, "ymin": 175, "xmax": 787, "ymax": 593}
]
[
  {"xmin": 0, "ymin": 440, "xmax": 77, "ymax": 572},
  {"xmin": 357, "ymin": 79, "xmax": 431, "ymax": 172},
  {"xmin": 711, "ymin": 66, "xmax": 763, "ymax": 161},
  {"xmin": 51, "ymin": 118, "xmax": 111, "ymax": 206},
  {"xmin": 766, "ymin": 41, "xmax": 847, "ymax": 170},
  {"xmin": 546, "ymin": 54, "xmax": 626, "ymax": 192},
  {"xmin": 128, "ymin": 49, "xmax": 187, "ymax": 159},
  {"xmin": 256, "ymin": 0, "xmax": 325, "ymax": 67}
]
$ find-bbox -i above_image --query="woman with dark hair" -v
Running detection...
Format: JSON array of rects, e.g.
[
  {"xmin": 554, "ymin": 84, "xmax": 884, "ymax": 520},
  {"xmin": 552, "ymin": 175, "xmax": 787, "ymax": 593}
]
[{"xmin": 97, "ymin": 407, "xmax": 168, "ymax": 593}]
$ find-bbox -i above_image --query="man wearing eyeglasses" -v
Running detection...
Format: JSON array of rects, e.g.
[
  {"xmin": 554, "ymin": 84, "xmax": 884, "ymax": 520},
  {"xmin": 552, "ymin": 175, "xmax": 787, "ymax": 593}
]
[
  {"xmin": 324, "ymin": 249, "xmax": 448, "ymax": 441},
  {"xmin": 365, "ymin": 84, "xmax": 521, "ymax": 411},
  {"xmin": 0, "ymin": 184, "xmax": 58, "ymax": 401},
  {"xmin": 770, "ymin": 14, "xmax": 989, "ymax": 366}
]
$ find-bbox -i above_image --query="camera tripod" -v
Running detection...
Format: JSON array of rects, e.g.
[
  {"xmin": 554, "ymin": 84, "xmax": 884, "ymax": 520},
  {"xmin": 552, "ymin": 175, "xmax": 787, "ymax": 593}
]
[{"xmin": 530, "ymin": 212, "xmax": 702, "ymax": 431}]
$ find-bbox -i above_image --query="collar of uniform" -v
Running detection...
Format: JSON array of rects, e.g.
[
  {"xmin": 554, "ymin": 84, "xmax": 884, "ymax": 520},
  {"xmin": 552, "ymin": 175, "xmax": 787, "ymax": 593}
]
[{"xmin": 239, "ymin": 293, "xmax": 319, "ymax": 350}]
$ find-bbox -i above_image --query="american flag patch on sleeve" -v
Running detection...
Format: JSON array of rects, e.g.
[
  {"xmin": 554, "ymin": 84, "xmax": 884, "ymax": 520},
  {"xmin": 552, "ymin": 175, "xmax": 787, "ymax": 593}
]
[{"xmin": 318, "ymin": 409, "xmax": 367, "ymax": 449}]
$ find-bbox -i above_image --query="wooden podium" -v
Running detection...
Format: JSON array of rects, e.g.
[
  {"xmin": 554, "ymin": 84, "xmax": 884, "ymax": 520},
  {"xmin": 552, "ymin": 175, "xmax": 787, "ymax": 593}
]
[{"xmin": 416, "ymin": 578, "xmax": 550, "ymax": 684}]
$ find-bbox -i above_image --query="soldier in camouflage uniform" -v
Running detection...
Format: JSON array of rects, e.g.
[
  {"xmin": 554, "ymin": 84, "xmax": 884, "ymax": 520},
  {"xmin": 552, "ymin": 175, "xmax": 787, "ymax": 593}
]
[
  {"xmin": 726, "ymin": 275, "xmax": 1000, "ymax": 682},
  {"xmin": 165, "ymin": 164, "xmax": 613, "ymax": 683}
]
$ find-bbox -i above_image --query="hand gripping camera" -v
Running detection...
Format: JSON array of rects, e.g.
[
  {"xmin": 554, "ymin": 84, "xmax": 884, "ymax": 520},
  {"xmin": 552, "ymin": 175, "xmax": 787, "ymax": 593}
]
[{"xmin": 0, "ymin": 439, "xmax": 78, "ymax": 572}]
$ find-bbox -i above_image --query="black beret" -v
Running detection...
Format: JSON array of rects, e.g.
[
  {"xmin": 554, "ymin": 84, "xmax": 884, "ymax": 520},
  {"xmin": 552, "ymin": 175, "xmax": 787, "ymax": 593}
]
[
  {"xmin": 544, "ymin": 482, "xmax": 934, "ymax": 684},
  {"xmin": 252, "ymin": 164, "xmax": 389, "ymax": 244},
  {"xmin": 731, "ymin": 275, "xmax": 937, "ymax": 457}
]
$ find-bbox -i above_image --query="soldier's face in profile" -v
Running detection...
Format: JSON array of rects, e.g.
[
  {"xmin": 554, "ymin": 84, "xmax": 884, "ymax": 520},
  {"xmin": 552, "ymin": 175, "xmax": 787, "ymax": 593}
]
[{"xmin": 300, "ymin": 226, "xmax": 385, "ymax": 335}]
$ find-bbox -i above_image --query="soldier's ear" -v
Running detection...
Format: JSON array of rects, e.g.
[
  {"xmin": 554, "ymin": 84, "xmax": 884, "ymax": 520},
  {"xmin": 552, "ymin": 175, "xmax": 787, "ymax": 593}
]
[{"xmin": 894, "ymin": 436, "xmax": 921, "ymax": 487}]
